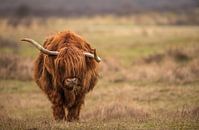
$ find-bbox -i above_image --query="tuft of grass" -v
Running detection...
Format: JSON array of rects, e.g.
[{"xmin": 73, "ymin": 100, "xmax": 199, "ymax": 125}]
[{"xmin": 82, "ymin": 102, "xmax": 149, "ymax": 121}]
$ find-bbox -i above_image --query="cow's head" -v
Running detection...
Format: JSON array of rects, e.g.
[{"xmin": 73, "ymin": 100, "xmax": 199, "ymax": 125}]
[
  {"xmin": 21, "ymin": 38, "xmax": 101, "ymax": 62},
  {"xmin": 21, "ymin": 38, "xmax": 101, "ymax": 89}
]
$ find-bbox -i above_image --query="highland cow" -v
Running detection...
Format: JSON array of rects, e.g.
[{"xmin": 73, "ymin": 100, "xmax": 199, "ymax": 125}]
[{"xmin": 21, "ymin": 31, "xmax": 101, "ymax": 121}]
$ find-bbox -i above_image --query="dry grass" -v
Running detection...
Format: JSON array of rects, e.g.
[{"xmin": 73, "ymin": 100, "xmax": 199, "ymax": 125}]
[
  {"xmin": 82, "ymin": 102, "xmax": 149, "ymax": 121},
  {"xmin": 98, "ymin": 47, "xmax": 199, "ymax": 86},
  {"xmin": 0, "ymin": 55, "xmax": 33, "ymax": 80},
  {"xmin": 122, "ymin": 47, "xmax": 199, "ymax": 84},
  {"xmin": 0, "ymin": 80, "xmax": 198, "ymax": 129},
  {"xmin": 0, "ymin": 36, "xmax": 19, "ymax": 50},
  {"xmin": 0, "ymin": 16, "xmax": 199, "ymax": 129}
]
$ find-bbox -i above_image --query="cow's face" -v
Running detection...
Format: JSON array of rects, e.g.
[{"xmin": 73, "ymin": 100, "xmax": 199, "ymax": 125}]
[
  {"xmin": 54, "ymin": 46, "xmax": 86, "ymax": 88},
  {"xmin": 63, "ymin": 78, "xmax": 79, "ymax": 90}
]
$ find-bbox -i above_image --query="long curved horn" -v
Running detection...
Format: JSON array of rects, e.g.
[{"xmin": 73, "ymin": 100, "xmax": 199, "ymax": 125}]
[
  {"xmin": 21, "ymin": 38, "xmax": 59, "ymax": 56},
  {"xmin": 87, "ymin": 49, "xmax": 101, "ymax": 62},
  {"xmin": 21, "ymin": 38, "xmax": 101, "ymax": 62},
  {"xmin": 84, "ymin": 52, "xmax": 101, "ymax": 62}
]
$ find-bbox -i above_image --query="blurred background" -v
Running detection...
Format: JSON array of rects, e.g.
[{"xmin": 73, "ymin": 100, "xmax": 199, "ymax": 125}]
[{"xmin": 0, "ymin": 0, "xmax": 199, "ymax": 129}]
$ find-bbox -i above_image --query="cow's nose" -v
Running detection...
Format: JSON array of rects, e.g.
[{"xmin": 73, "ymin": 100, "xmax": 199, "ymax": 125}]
[
  {"xmin": 64, "ymin": 78, "xmax": 79, "ymax": 89},
  {"xmin": 72, "ymin": 78, "xmax": 78, "ymax": 83}
]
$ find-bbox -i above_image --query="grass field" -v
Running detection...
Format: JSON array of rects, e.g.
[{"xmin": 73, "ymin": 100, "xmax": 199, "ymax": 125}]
[{"xmin": 0, "ymin": 16, "xmax": 199, "ymax": 129}]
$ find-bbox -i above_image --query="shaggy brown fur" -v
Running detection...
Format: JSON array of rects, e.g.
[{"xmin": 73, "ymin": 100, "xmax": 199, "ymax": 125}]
[{"xmin": 34, "ymin": 31, "xmax": 99, "ymax": 121}]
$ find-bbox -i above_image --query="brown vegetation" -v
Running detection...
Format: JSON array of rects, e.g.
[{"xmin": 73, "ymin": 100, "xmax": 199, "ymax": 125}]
[
  {"xmin": 82, "ymin": 102, "xmax": 149, "ymax": 121},
  {"xmin": 100, "ymin": 47, "xmax": 199, "ymax": 84},
  {"xmin": 130, "ymin": 48, "xmax": 199, "ymax": 84},
  {"xmin": 0, "ymin": 55, "xmax": 33, "ymax": 80},
  {"xmin": 0, "ymin": 36, "xmax": 19, "ymax": 53},
  {"xmin": 0, "ymin": 17, "xmax": 198, "ymax": 129}
]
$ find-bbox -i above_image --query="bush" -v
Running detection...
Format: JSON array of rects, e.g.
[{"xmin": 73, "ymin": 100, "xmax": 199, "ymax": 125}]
[{"xmin": 0, "ymin": 55, "xmax": 33, "ymax": 81}]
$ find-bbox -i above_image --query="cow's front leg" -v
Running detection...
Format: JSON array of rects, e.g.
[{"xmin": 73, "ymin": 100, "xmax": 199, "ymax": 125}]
[
  {"xmin": 52, "ymin": 104, "xmax": 65, "ymax": 121},
  {"xmin": 67, "ymin": 105, "xmax": 81, "ymax": 121},
  {"xmin": 48, "ymin": 90, "xmax": 66, "ymax": 121},
  {"xmin": 67, "ymin": 94, "xmax": 85, "ymax": 122}
]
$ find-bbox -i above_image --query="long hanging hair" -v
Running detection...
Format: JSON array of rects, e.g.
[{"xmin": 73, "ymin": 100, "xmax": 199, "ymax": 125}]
[
  {"xmin": 41, "ymin": 31, "xmax": 99, "ymax": 91},
  {"xmin": 54, "ymin": 45, "xmax": 86, "ymax": 87}
]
